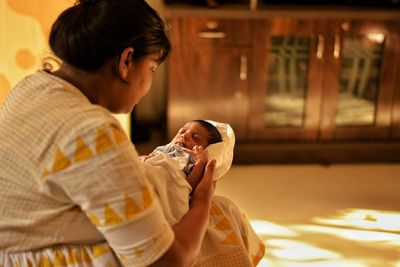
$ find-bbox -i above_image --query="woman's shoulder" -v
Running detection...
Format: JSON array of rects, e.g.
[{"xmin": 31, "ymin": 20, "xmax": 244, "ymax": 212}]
[{"xmin": 12, "ymin": 70, "xmax": 121, "ymax": 146}]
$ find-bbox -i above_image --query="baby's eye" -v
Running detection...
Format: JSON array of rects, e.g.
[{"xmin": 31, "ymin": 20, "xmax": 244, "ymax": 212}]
[{"xmin": 193, "ymin": 135, "xmax": 200, "ymax": 142}]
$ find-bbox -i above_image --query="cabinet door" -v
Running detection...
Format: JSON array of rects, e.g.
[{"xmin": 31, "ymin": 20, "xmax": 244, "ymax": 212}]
[
  {"xmin": 249, "ymin": 19, "xmax": 325, "ymax": 141},
  {"xmin": 167, "ymin": 18, "xmax": 251, "ymax": 140},
  {"xmin": 390, "ymin": 22, "xmax": 400, "ymax": 140},
  {"xmin": 320, "ymin": 20, "xmax": 398, "ymax": 141}
]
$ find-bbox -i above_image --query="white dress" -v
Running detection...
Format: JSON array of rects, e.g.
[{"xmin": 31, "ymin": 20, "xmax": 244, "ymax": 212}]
[{"xmin": 0, "ymin": 71, "xmax": 174, "ymax": 267}]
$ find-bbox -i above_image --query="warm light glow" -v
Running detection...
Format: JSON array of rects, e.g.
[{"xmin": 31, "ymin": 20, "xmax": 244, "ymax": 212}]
[
  {"xmin": 367, "ymin": 33, "xmax": 385, "ymax": 44},
  {"xmin": 258, "ymin": 259, "xmax": 366, "ymax": 267},
  {"xmin": 267, "ymin": 239, "xmax": 340, "ymax": 261},
  {"xmin": 313, "ymin": 209, "xmax": 400, "ymax": 232},
  {"xmin": 250, "ymin": 209, "xmax": 400, "ymax": 266},
  {"xmin": 294, "ymin": 225, "xmax": 400, "ymax": 244},
  {"xmin": 250, "ymin": 220, "xmax": 298, "ymax": 237}
]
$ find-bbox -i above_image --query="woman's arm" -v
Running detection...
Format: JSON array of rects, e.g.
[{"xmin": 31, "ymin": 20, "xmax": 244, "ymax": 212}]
[
  {"xmin": 150, "ymin": 159, "xmax": 216, "ymax": 267},
  {"xmin": 183, "ymin": 145, "xmax": 209, "ymax": 191},
  {"xmin": 186, "ymin": 159, "xmax": 207, "ymax": 190}
]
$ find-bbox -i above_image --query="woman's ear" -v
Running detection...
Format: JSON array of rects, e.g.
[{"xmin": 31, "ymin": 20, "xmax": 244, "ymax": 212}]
[{"xmin": 117, "ymin": 47, "xmax": 134, "ymax": 82}]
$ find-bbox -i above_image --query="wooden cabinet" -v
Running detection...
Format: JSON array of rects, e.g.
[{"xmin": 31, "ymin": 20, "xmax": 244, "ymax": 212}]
[
  {"xmin": 388, "ymin": 22, "xmax": 400, "ymax": 140},
  {"xmin": 320, "ymin": 20, "xmax": 399, "ymax": 141},
  {"xmin": 249, "ymin": 19, "xmax": 400, "ymax": 142},
  {"xmin": 166, "ymin": 8, "xmax": 400, "ymax": 162},
  {"xmin": 167, "ymin": 18, "xmax": 252, "ymax": 140},
  {"xmin": 249, "ymin": 19, "xmax": 326, "ymax": 141}
]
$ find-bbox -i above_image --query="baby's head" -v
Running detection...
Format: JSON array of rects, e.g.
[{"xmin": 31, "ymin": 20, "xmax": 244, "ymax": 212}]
[{"xmin": 171, "ymin": 120, "xmax": 222, "ymax": 150}]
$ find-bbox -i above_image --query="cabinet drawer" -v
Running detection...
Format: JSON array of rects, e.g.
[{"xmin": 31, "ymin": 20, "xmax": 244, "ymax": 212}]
[{"xmin": 169, "ymin": 17, "xmax": 252, "ymax": 45}]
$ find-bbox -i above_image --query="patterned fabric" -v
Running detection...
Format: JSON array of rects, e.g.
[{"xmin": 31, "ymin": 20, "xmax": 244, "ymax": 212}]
[
  {"xmin": 194, "ymin": 196, "xmax": 265, "ymax": 267},
  {"xmin": 0, "ymin": 71, "xmax": 174, "ymax": 266},
  {"xmin": 154, "ymin": 144, "xmax": 195, "ymax": 176},
  {"xmin": 146, "ymin": 131, "xmax": 265, "ymax": 266},
  {"xmin": 0, "ymin": 243, "xmax": 119, "ymax": 267}
]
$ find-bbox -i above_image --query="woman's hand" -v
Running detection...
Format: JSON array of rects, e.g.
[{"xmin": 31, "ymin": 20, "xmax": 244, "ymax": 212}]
[
  {"xmin": 190, "ymin": 159, "xmax": 216, "ymax": 206},
  {"xmin": 182, "ymin": 146, "xmax": 211, "ymax": 191}
]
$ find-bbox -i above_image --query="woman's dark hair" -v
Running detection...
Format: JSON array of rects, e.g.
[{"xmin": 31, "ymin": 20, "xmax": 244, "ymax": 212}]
[
  {"xmin": 49, "ymin": 0, "xmax": 171, "ymax": 72},
  {"xmin": 193, "ymin": 120, "xmax": 223, "ymax": 145}
]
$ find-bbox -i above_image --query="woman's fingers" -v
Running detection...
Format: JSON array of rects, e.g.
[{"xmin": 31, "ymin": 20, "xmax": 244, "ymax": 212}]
[
  {"xmin": 194, "ymin": 145, "xmax": 203, "ymax": 151},
  {"xmin": 182, "ymin": 146, "xmax": 202, "ymax": 155},
  {"xmin": 203, "ymin": 159, "xmax": 216, "ymax": 181}
]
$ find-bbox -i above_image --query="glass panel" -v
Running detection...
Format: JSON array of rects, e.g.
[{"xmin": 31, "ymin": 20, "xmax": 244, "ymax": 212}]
[
  {"xmin": 264, "ymin": 36, "xmax": 311, "ymax": 127},
  {"xmin": 335, "ymin": 33, "xmax": 385, "ymax": 126}
]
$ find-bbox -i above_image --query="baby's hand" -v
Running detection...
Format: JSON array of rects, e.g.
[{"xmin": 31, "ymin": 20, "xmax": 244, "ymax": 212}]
[{"xmin": 182, "ymin": 145, "xmax": 208, "ymax": 164}]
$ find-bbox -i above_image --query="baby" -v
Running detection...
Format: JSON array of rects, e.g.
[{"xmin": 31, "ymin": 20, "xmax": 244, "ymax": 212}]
[
  {"xmin": 142, "ymin": 120, "xmax": 226, "ymax": 191},
  {"xmin": 141, "ymin": 120, "xmax": 265, "ymax": 266}
]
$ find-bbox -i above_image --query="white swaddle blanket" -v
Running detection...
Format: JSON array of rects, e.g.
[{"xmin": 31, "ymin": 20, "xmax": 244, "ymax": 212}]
[
  {"xmin": 206, "ymin": 120, "xmax": 235, "ymax": 180},
  {"xmin": 143, "ymin": 120, "xmax": 235, "ymax": 225}
]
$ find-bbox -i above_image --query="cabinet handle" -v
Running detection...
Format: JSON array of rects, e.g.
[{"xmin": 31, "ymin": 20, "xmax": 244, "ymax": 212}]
[
  {"xmin": 240, "ymin": 55, "xmax": 247, "ymax": 81},
  {"xmin": 198, "ymin": 31, "xmax": 226, "ymax": 39},
  {"xmin": 316, "ymin": 34, "xmax": 324, "ymax": 59},
  {"xmin": 334, "ymin": 34, "xmax": 341, "ymax": 58}
]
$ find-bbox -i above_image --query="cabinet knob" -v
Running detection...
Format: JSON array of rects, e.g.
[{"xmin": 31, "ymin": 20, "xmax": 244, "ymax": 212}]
[
  {"xmin": 198, "ymin": 20, "xmax": 226, "ymax": 39},
  {"xmin": 334, "ymin": 34, "xmax": 341, "ymax": 58},
  {"xmin": 240, "ymin": 55, "xmax": 247, "ymax": 81},
  {"xmin": 317, "ymin": 34, "xmax": 324, "ymax": 59},
  {"xmin": 206, "ymin": 21, "xmax": 219, "ymax": 30},
  {"xmin": 341, "ymin": 22, "xmax": 350, "ymax": 31}
]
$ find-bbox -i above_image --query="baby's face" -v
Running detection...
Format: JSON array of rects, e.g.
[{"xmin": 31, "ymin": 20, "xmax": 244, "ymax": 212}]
[{"xmin": 171, "ymin": 122, "xmax": 210, "ymax": 150}]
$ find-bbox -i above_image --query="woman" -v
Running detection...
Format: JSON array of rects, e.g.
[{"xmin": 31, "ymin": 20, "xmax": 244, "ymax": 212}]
[{"xmin": 0, "ymin": 0, "xmax": 216, "ymax": 266}]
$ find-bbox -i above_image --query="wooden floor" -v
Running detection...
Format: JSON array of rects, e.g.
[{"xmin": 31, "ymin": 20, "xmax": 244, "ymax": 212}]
[
  {"xmin": 216, "ymin": 163, "xmax": 400, "ymax": 267},
  {"xmin": 134, "ymin": 128, "xmax": 400, "ymax": 266}
]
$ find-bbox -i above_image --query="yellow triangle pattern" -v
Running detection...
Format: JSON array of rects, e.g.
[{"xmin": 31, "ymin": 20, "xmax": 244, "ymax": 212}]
[
  {"xmin": 42, "ymin": 168, "xmax": 49, "ymax": 178},
  {"xmin": 215, "ymin": 217, "xmax": 232, "ymax": 230},
  {"xmin": 142, "ymin": 186, "xmax": 153, "ymax": 209},
  {"xmin": 38, "ymin": 255, "xmax": 50, "ymax": 267},
  {"xmin": 67, "ymin": 249, "xmax": 80, "ymax": 265},
  {"xmin": 87, "ymin": 193, "xmax": 154, "ymax": 228},
  {"xmin": 135, "ymin": 249, "xmax": 143, "ymax": 257},
  {"xmin": 15, "ymin": 261, "xmax": 20, "ymax": 267},
  {"xmin": 210, "ymin": 201, "xmax": 223, "ymax": 215},
  {"xmin": 125, "ymin": 195, "xmax": 142, "ymax": 220},
  {"xmin": 52, "ymin": 147, "xmax": 71, "ymax": 173},
  {"xmin": 54, "ymin": 249, "xmax": 67, "ymax": 267},
  {"xmin": 252, "ymin": 242, "xmax": 266, "ymax": 266},
  {"xmin": 80, "ymin": 246, "xmax": 92, "ymax": 263},
  {"xmin": 96, "ymin": 127, "xmax": 114, "ymax": 153},
  {"xmin": 41, "ymin": 126, "xmax": 156, "ymax": 230},
  {"xmin": 75, "ymin": 136, "xmax": 93, "ymax": 162},
  {"xmin": 221, "ymin": 232, "xmax": 240, "ymax": 246},
  {"xmin": 104, "ymin": 203, "xmax": 123, "ymax": 225},
  {"xmin": 92, "ymin": 244, "xmax": 110, "ymax": 258},
  {"xmin": 210, "ymin": 201, "xmax": 242, "ymax": 247},
  {"xmin": 42, "ymin": 126, "xmax": 125, "ymax": 179},
  {"xmin": 86, "ymin": 212, "xmax": 101, "ymax": 226},
  {"xmin": 112, "ymin": 125, "xmax": 127, "ymax": 144}
]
